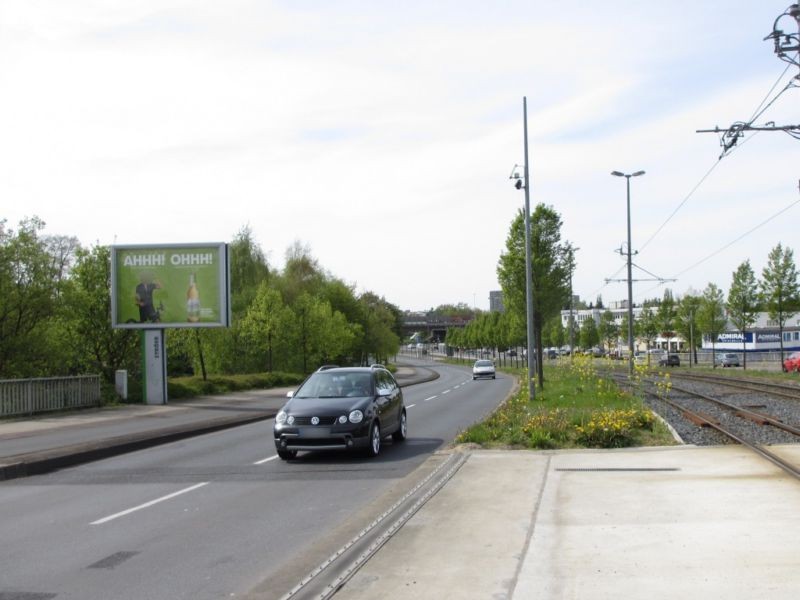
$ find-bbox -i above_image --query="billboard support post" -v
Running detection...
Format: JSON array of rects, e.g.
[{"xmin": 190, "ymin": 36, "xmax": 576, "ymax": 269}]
[{"xmin": 143, "ymin": 329, "xmax": 167, "ymax": 405}]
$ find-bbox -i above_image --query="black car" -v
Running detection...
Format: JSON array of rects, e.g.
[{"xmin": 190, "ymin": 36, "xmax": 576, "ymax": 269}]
[
  {"xmin": 658, "ymin": 354, "xmax": 681, "ymax": 367},
  {"xmin": 273, "ymin": 366, "xmax": 406, "ymax": 460}
]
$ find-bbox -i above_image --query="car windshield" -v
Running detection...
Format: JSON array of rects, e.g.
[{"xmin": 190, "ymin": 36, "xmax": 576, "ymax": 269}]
[
  {"xmin": 295, "ymin": 372, "xmax": 373, "ymax": 399},
  {"xmin": 475, "ymin": 360, "xmax": 494, "ymax": 367}
]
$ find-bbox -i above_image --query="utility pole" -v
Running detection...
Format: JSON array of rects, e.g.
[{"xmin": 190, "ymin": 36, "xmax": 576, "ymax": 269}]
[
  {"xmin": 510, "ymin": 99, "xmax": 537, "ymax": 400},
  {"xmin": 610, "ymin": 171, "xmax": 645, "ymax": 376},
  {"xmin": 523, "ymin": 98, "xmax": 536, "ymax": 400}
]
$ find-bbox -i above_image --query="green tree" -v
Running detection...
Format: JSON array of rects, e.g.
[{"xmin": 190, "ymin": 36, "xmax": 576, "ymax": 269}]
[
  {"xmin": 676, "ymin": 293, "xmax": 702, "ymax": 366},
  {"xmin": 697, "ymin": 283, "xmax": 728, "ymax": 367},
  {"xmin": 579, "ymin": 316, "xmax": 599, "ymax": 349},
  {"xmin": 656, "ymin": 290, "xmax": 677, "ymax": 352},
  {"xmin": 497, "ymin": 204, "xmax": 571, "ymax": 388},
  {"xmin": 597, "ymin": 309, "xmax": 618, "ymax": 354},
  {"xmin": 727, "ymin": 260, "xmax": 759, "ymax": 369},
  {"xmin": 239, "ymin": 283, "xmax": 294, "ymax": 372},
  {"xmin": 62, "ymin": 245, "xmax": 140, "ymax": 383},
  {"xmin": 229, "ymin": 225, "xmax": 270, "ymax": 317},
  {"xmin": 0, "ymin": 217, "xmax": 66, "ymax": 376},
  {"xmin": 359, "ymin": 292, "xmax": 401, "ymax": 365},
  {"xmin": 760, "ymin": 244, "xmax": 799, "ymax": 363},
  {"xmin": 636, "ymin": 305, "xmax": 659, "ymax": 357}
]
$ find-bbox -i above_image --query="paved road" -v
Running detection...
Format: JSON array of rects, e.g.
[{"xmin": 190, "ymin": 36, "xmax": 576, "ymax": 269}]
[{"xmin": 0, "ymin": 361, "xmax": 513, "ymax": 600}]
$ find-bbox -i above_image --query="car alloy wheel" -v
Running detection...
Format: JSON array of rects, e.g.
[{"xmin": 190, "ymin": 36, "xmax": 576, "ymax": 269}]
[
  {"xmin": 393, "ymin": 410, "xmax": 407, "ymax": 442},
  {"xmin": 367, "ymin": 422, "xmax": 381, "ymax": 457}
]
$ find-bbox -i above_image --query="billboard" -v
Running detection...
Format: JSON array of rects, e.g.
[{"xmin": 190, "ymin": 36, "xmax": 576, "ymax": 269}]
[{"xmin": 111, "ymin": 243, "xmax": 230, "ymax": 329}]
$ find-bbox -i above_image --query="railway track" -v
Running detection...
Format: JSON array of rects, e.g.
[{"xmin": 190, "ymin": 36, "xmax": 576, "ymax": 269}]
[{"xmin": 609, "ymin": 371, "xmax": 800, "ymax": 481}]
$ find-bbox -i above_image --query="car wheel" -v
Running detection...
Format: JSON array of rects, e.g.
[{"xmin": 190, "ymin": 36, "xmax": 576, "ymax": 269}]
[
  {"xmin": 392, "ymin": 410, "xmax": 407, "ymax": 442},
  {"xmin": 277, "ymin": 448, "xmax": 296, "ymax": 460},
  {"xmin": 365, "ymin": 421, "xmax": 381, "ymax": 457},
  {"xmin": 492, "ymin": 375, "xmax": 496, "ymax": 379}
]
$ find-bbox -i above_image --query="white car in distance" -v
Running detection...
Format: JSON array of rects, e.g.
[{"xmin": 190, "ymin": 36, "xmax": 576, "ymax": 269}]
[{"xmin": 472, "ymin": 360, "xmax": 496, "ymax": 380}]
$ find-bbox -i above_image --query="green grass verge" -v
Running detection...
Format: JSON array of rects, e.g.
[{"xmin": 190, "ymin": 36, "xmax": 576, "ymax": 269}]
[
  {"xmin": 456, "ymin": 356, "xmax": 677, "ymax": 450},
  {"xmin": 167, "ymin": 371, "xmax": 305, "ymax": 400}
]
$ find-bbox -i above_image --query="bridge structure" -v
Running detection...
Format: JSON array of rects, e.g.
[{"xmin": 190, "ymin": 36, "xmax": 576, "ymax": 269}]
[{"xmin": 400, "ymin": 312, "xmax": 472, "ymax": 344}]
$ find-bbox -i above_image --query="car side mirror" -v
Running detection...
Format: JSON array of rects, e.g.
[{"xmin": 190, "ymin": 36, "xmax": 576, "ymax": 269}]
[
  {"xmin": 286, "ymin": 391, "xmax": 294, "ymax": 399},
  {"xmin": 377, "ymin": 388, "xmax": 391, "ymax": 397}
]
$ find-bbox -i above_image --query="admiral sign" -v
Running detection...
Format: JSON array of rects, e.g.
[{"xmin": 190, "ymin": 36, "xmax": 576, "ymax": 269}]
[
  {"xmin": 716, "ymin": 332, "xmax": 753, "ymax": 343},
  {"xmin": 756, "ymin": 332, "xmax": 782, "ymax": 343}
]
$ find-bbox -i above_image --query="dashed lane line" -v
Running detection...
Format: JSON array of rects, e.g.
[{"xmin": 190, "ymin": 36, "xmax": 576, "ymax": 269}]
[
  {"xmin": 254, "ymin": 455, "xmax": 279, "ymax": 465},
  {"xmin": 90, "ymin": 482, "xmax": 209, "ymax": 525},
  {"xmin": 423, "ymin": 396, "xmax": 437, "ymax": 402}
]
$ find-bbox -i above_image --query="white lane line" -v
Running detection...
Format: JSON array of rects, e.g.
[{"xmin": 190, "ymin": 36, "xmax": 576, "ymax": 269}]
[
  {"xmin": 254, "ymin": 455, "xmax": 279, "ymax": 465},
  {"xmin": 90, "ymin": 482, "xmax": 209, "ymax": 525},
  {"xmin": 424, "ymin": 396, "xmax": 437, "ymax": 402},
  {"xmin": 406, "ymin": 404, "xmax": 416, "ymax": 409},
  {"xmin": 442, "ymin": 389, "xmax": 451, "ymax": 394}
]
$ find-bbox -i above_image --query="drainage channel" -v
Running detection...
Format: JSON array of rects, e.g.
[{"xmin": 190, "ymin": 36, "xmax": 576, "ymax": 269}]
[{"xmin": 279, "ymin": 451, "xmax": 470, "ymax": 600}]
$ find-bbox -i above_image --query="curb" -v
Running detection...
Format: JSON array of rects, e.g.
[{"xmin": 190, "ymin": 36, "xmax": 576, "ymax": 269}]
[{"xmin": 0, "ymin": 411, "xmax": 276, "ymax": 481}]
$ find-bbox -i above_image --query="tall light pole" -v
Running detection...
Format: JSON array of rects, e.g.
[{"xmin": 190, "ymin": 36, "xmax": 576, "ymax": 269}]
[
  {"xmin": 611, "ymin": 170, "xmax": 645, "ymax": 376},
  {"xmin": 511, "ymin": 98, "xmax": 536, "ymax": 400}
]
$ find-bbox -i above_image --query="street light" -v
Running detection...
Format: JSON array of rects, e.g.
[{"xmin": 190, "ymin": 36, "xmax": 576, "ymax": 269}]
[
  {"xmin": 510, "ymin": 97, "xmax": 536, "ymax": 401},
  {"xmin": 611, "ymin": 170, "xmax": 645, "ymax": 376}
]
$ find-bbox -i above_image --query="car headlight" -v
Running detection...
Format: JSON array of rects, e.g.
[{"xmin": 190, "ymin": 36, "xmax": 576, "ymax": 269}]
[
  {"xmin": 287, "ymin": 415, "xmax": 295, "ymax": 425},
  {"xmin": 349, "ymin": 410, "xmax": 363, "ymax": 424},
  {"xmin": 276, "ymin": 411, "xmax": 287, "ymax": 425},
  {"xmin": 338, "ymin": 415, "xmax": 347, "ymax": 424}
]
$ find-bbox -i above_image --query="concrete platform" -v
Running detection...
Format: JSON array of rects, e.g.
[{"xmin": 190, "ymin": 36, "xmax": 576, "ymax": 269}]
[{"xmin": 337, "ymin": 445, "xmax": 800, "ymax": 600}]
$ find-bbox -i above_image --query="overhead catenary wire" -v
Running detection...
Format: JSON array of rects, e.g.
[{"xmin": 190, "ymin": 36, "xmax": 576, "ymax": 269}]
[
  {"xmin": 638, "ymin": 65, "xmax": 795, "ymax": 254},
  {"xmin": 636, "ymin": 194, "xmax": 800, "ymax": 300}
]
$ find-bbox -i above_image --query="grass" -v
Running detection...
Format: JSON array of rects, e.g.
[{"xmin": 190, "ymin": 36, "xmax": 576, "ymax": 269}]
[
  {"xmin": 167, "ymin": 371, "xmax": 305, "ymax": 400},
  {"xmin": 456, "ymin": 356, "xmax": 677, "ymax": 450}
]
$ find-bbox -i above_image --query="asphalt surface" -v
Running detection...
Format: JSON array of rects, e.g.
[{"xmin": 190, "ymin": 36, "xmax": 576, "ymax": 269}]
[
  {"xmin": 0, "ymin": 364, "xmax": 439, "ymax": 481},
  {"xmin": 5, "ymin": 360, "xmax": 796, "ymax": 600}
]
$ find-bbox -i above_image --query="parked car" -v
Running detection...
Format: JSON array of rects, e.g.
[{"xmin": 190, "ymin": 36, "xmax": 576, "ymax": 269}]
[
  {"xmin": 658, "ymin": 354, "xmax": 680, "ymax": 367},
  {"xmin": 717, "ymin": 353, "xmax": 740, "ymax": 367},
  {"xmin": 634, "ymin": 352, "xmax": 647, "ymax": 365},
  {"xmin": 273, "ymin": 366, "xmax": 406, "ymax": 460},
  {"xmin": 472, "ymin": 359, "xmax": 496, "ymax": 380},
  {"xmin": 783, "ymin": 352, "xmax": 800, "ymax": 372},
  {"xmin": 507, "ymin": 349, "xmax": 517, "ymax": 357}
]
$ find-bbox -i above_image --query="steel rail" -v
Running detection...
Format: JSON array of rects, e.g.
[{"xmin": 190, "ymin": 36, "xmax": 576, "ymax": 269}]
[
  {"xmin": 279, "ymin": 451, "xmax": 470, "ymax": 600},
  {"xmin": 666, "ymin": 381, "xmax": 800, "ymax": 438},
  {"xmin": 667, "ymin": 371, "xmax": 800, "ymax": 401},
  {"xmin": 611, "ymin": 373, "xmax": 800, "ymax": 480},
  {"xmin": 646, "ymin": 388, "xmax": 800, "ymax": 480}
]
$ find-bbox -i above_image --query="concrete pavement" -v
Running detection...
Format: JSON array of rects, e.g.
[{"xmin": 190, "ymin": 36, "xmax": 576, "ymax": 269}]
[{"xmin": 337, "ymin": 445, "xmax": 800, "ymax": 600}]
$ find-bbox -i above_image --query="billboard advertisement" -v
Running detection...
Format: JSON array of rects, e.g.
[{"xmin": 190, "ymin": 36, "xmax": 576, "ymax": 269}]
[{"xmin": 111, "ymin": 243, "xmax": 230, "ymax": 329}]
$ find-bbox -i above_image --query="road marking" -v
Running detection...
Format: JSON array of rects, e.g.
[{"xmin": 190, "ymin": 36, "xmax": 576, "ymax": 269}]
[
  {"xmin": 442, "ymin": 389, "xmax": 451, "ymax": 394},
  {"xmin": 423, "ymin": 395, "xmax": 437, "ymax": 402},
  {"xmin": 90, "ymin": 482, "xmax": 209, "ymax": 525},
  {"xmin": 406, "ymin": 404, "xmax": 416, "ymax": 409},
  {"xmin": 254, "ymin": 455, "xmax": 279, "ymax": 465}
]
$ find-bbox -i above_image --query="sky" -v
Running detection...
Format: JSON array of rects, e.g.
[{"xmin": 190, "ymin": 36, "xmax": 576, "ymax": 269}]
[{"xmin": 1, "ymin": 1, "xmax": 798, "ymax": 312}]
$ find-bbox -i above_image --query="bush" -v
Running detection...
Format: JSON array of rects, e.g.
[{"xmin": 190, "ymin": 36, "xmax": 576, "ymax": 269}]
[{"xmin": 167, "ymin": 371, "xmax": 305, "ymax": 400}]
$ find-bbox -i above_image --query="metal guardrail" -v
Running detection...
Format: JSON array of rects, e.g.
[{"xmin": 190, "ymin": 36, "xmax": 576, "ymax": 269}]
[{"xmin": 0, "ymin": 375, "xmax": 102, "ymax": 417}]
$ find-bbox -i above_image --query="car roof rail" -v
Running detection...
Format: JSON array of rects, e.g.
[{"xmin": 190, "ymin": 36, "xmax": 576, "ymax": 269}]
[
  {"xmin": 370, "ymin": 363, "xmax": 386, "ymax": 369},
  {"xmin": 316, "ymin": 364, "xmax": 340, "ymax": 372}
]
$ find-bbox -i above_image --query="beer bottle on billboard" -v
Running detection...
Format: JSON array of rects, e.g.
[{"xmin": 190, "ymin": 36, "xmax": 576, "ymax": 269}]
[{"xmin": 187, "ymin": 273, "xmax": 200, "ymax": 322}]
